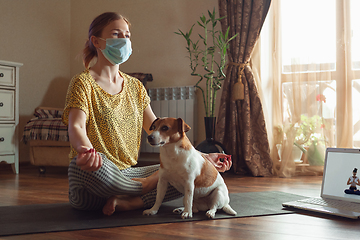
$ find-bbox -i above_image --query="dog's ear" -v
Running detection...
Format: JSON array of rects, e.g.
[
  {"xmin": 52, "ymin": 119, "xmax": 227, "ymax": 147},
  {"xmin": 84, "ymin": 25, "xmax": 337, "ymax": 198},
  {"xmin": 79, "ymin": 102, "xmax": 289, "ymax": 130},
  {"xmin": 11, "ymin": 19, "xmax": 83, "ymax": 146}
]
[
  {"xmin": 149, "ymin": 118, "xmax": 160, "ymax": 131},
  {"xmin": 177, "ymin": 118, "xmax": 191, "ymax": 133}
]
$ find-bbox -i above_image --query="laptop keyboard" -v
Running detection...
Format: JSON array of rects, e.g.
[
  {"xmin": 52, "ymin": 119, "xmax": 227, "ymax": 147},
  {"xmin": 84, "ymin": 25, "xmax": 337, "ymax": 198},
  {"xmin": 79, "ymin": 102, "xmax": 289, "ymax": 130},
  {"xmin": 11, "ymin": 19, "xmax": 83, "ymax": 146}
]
[{"xmin": 298, "ymin": 198, "xmax": 360, "ymax": 212}]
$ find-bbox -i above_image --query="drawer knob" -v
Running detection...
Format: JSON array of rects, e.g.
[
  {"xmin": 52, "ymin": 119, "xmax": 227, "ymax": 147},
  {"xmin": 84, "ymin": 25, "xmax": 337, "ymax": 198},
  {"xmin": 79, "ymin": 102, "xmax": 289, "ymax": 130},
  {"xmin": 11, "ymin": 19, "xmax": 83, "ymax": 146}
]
[
  {"xmin": 0, "ymin": 137, "xmax": 4, "ymax": 142},
  {"xmin": 0, "ymin": 73, "xmax": 3, "ymax": 77},
  {"xmin": 0, "ymin": 102, "xmax": 3, "ymax": 107}
]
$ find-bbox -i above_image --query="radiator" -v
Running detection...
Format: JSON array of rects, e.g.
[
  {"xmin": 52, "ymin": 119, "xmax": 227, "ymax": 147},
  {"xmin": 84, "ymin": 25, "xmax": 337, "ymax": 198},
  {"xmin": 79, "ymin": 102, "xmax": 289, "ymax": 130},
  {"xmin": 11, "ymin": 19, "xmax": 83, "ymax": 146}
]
[{"xmin": 140, "ymin": 86, "xmax": 196, "ymax": 153}]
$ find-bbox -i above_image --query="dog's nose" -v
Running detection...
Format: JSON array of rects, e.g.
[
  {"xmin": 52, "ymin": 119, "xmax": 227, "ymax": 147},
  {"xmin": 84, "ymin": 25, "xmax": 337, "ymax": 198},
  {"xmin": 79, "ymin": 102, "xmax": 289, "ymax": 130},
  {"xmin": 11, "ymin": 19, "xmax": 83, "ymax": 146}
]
[{"xmin": 147, "ymin": 135, "xmax": 155, "ymax": 143}]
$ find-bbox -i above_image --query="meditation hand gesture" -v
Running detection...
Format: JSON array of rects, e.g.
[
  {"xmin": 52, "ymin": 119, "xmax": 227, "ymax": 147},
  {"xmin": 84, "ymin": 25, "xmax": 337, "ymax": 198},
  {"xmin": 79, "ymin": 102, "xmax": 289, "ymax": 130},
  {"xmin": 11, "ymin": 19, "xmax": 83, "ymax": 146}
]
[
  {"xmin": 201, "ymin": 153, "xmax": 232, "ymax": 172},
  {"xmin": 76, "ymin": 147, "xmax": 103, "ymax": 172}
]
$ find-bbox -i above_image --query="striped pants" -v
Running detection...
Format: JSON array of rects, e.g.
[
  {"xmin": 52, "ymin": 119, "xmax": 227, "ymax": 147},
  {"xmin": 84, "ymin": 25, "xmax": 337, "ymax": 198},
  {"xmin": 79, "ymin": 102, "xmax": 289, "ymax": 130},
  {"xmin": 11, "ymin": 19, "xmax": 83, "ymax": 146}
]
[{"xmin": 68, "ymin": 153, "xmax": 183, "ymax": 211}]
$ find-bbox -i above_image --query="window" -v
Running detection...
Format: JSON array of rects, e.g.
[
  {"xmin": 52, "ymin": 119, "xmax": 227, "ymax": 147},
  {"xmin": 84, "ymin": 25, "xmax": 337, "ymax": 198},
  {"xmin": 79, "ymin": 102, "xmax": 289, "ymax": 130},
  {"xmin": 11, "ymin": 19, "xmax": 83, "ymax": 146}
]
[
  {"xmin": 351, "ymin": 0, "xmax": 360, "ymax": 70},
  {"xmin": 281, "ymin": 0, "xmax": 336, "ymax": 73},
  {"xmin": 279, "ymin": 0, "xmax": 360, "ymax": 147}
]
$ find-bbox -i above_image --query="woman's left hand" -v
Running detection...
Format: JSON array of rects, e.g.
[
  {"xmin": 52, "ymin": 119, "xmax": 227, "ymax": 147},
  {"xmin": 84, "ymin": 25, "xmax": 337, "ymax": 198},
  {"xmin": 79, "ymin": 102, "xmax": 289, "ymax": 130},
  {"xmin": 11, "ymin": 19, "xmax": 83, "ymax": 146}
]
[{"xmin": 202, "ymin": 153, "xmax": 232, "ymax": 172}]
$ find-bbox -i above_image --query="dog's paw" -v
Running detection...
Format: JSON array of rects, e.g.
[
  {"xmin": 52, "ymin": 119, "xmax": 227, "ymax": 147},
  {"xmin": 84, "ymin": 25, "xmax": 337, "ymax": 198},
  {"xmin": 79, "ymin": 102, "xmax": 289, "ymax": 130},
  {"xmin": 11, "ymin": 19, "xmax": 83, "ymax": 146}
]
[
  {"xmin": 206, "ymin": 209, "xmax": 216, "ymax": 219},
  {"xmin": 143, "ymin": 208, "xmax": 158, "ymax": 216},
  {"xmin": 173, "ymin": 207, "xmax": 184, "ymax": 214},
  {"xmin": 181, "ymin": 211, "xmax": 193, "ymax": 219}
]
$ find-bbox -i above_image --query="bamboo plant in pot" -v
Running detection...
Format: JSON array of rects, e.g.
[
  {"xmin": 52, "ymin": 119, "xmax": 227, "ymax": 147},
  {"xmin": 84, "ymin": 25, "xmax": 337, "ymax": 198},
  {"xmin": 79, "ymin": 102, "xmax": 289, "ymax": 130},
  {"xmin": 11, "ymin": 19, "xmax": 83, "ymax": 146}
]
[{"xmin": 175, "ymin": 8, "xmax": 237, "ymax": 153}]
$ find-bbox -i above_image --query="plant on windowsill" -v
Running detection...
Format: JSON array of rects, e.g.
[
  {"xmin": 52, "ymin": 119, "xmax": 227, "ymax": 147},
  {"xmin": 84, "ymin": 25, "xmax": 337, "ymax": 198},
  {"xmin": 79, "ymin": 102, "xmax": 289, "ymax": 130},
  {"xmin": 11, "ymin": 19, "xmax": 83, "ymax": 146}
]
[
  {"xmin": 276, "ymin": 114, "xmax": 329, "ymax": 166},
  {"xmin": 295, "ymin": 114, "xmax": 329, "ymax": 166},
  {"xmin": 175, "ymin": 8, "xmax": 237, "ymax": 153}
]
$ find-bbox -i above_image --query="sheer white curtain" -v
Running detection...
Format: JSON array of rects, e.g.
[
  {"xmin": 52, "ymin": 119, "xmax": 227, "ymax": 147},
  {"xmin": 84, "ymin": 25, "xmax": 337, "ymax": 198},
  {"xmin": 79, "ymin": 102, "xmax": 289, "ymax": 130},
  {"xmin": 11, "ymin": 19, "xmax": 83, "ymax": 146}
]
[{"xmin": 260, "ymin": 0, "xmax": 360, "ymax": 177}]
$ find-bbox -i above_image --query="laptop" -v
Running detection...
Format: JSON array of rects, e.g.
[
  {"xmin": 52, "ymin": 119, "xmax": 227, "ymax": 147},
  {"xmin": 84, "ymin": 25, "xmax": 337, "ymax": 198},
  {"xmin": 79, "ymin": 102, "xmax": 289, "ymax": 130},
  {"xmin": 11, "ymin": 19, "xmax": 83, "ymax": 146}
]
[{"xmin": 282, "ymin": 147, "xmax": 360, "ymax": 219}]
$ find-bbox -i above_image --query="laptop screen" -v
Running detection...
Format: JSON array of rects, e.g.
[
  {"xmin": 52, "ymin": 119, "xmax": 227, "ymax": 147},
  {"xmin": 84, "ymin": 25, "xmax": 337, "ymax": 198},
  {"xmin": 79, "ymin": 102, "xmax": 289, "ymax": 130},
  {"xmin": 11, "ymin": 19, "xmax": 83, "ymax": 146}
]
[{"xmin": 322, "ymin": 148, "xmax": 360, "ymax": 203}]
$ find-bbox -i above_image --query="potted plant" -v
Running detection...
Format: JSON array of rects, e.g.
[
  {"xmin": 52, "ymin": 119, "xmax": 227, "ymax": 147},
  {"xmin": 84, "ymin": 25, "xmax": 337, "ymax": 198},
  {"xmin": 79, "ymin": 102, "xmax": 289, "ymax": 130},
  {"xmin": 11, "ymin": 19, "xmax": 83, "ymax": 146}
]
[
  {"xmin": 276, "ymin": 115, "xmax": 329, "ymax": 165},
  {"xmin": 175, "ymin": 8, "xmax": 237, "ymax": 153},
  {"xmin": 294, "ymin": 115, "xmax": 329, "ymax": 166}
]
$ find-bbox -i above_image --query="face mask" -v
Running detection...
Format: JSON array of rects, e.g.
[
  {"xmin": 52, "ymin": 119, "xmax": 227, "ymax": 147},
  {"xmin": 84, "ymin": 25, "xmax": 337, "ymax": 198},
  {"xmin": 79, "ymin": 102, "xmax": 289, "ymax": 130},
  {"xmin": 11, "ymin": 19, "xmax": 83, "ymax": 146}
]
[{"xmin": 99, "ymin": 38, "xmax": 132, "ymax": 65}]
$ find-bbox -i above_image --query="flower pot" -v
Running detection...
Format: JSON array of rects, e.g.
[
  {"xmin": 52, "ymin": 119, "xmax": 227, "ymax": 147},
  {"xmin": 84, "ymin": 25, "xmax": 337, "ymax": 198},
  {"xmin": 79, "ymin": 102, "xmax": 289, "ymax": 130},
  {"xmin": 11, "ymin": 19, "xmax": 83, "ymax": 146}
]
[
  {"xmin": 306, "ymin": 141, "xmax": 325, "ymax": 166},
  {"xmin": 276, "ymin": 144, "xmax": 303, "ymax": 163},
  {"xmin": 195, "ymin": 117, "xmax": 227, "ymax": 154}
]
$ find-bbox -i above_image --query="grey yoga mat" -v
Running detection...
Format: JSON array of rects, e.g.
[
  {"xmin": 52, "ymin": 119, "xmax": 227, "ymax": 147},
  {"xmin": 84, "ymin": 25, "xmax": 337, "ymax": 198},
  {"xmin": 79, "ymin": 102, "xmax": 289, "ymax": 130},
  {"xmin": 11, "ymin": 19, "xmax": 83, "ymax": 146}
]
[{"xmin": 0, "ymin": 191, "xmax": 305, "ymax": 236}]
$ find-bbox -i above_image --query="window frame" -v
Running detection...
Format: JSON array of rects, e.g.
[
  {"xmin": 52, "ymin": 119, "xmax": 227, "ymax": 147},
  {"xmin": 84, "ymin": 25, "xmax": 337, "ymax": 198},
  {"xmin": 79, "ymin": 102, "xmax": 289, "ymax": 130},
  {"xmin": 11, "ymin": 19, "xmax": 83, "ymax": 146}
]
[{"xmin": 278, "ymin": 0, "xmax": 360, "ymax": 147}]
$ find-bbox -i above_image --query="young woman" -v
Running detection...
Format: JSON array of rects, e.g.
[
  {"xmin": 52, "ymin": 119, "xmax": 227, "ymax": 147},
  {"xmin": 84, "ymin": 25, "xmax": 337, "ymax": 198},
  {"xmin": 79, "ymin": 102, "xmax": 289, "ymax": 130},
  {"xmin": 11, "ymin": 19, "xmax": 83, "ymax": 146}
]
[
  {"xmin": 63, "ymin": 12, "xmax": 231, "ymax": 216},
  {"xmin": 347, "ymin": 168, "xmax": 360, "ymax": 191}
]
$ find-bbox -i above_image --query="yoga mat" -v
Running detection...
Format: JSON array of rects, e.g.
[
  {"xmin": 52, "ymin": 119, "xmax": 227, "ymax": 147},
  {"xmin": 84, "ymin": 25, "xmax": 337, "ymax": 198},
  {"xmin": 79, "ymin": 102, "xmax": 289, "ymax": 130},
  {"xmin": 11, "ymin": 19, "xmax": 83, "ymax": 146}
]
[{"xmin": 0, "ymin": 191, "xmax": 305, "ymax": 236}]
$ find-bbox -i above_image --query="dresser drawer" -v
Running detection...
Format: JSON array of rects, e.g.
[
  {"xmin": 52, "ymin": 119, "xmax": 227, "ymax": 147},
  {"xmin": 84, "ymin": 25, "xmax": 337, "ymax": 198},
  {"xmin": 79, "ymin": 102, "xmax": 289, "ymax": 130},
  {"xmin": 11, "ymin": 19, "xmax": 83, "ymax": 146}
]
[
  {"xmin": 0, "ymin": 65, "xmax": 15, "ymax": 87},
  {"xmin": 0, "ymin": 89, "xmax": 15, "ymax": 120},
  {"xmin": 0, "ymin": 125, "xmax": 15, "ymax": 154},
  {"xmin": 0, "ymin": 155, "xmax": 15, "ymax": 164}
]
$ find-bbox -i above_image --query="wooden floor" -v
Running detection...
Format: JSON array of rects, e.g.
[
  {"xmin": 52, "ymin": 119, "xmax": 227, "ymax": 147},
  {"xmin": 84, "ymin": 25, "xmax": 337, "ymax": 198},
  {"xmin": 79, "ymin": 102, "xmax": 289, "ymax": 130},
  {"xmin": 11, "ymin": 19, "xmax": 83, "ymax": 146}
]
[{"xmin": 0, "ymin": 162, "xmax": 359, "ymax": 240}]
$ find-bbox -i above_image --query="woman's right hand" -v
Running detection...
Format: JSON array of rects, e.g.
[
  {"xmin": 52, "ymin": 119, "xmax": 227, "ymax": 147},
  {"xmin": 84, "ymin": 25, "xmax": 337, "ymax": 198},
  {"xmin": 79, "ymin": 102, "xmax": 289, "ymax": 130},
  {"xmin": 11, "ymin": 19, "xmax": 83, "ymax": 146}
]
[{"xmin": 76, "ymin": 147, "xmax": 103, "ymax": 172}]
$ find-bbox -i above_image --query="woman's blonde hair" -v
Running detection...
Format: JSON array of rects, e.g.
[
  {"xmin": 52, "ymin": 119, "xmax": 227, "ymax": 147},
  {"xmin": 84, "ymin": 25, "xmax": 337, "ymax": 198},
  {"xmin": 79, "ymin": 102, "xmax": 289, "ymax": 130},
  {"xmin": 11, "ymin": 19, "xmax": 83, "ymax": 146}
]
[{"xmin": 83, "ymin": 12, "xmax": 130, "ymax": 69}]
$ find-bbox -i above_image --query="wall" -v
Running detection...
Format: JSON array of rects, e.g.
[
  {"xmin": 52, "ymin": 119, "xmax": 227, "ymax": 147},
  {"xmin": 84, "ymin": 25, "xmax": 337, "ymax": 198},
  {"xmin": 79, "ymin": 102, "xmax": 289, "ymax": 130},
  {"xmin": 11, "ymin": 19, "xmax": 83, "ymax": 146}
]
[
  {"xmin": 0, "ymin": 0, "xmax": 71, "ymax": 164},
  {"xmin": 0, "ymin": 0, "xmax": 220, "ymax": 164}
]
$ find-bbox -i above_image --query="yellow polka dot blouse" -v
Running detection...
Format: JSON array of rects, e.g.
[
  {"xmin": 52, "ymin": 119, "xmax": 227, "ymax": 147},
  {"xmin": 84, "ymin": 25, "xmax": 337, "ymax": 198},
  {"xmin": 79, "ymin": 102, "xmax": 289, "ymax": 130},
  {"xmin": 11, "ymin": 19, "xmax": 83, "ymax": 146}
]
[{"xmin": 62, "ymin": 70, "xmax": 150, "ymax": 170}]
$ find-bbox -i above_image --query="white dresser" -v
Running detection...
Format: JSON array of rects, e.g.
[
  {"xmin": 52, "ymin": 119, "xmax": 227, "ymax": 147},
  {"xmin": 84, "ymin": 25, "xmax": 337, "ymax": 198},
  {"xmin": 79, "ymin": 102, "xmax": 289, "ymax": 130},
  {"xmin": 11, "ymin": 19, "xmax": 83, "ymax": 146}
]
[{"xmin": 0, "ymin": 60, "xmax": 22, "ymax": 174}]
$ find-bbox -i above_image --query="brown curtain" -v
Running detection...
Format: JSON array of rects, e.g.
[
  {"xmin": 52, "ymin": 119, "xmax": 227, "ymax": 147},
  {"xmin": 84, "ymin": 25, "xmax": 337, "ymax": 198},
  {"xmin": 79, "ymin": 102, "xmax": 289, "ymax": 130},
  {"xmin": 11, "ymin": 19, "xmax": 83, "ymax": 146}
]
[{"xmin": 216, "ymin": 0, "xmax": 273, "ymax": 176}]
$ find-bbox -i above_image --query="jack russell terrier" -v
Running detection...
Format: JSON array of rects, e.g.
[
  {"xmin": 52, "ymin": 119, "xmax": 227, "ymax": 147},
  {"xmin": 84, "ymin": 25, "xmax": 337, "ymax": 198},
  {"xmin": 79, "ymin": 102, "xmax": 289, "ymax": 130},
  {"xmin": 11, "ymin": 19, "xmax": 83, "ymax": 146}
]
[{"xmin": 143, "ymin": 117, "xmax": 237, "ymax": 219}]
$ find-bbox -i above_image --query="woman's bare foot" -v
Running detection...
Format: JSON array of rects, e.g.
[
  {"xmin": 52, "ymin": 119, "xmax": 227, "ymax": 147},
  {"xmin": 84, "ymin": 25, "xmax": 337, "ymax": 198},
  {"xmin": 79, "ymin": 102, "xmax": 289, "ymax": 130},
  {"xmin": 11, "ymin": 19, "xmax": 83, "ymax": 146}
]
[
  {"xmin": 102, "ymin": 195, "xmax": 144, "ymax": 216},
  {"xmin": 132, "ymin": 170, "xmax": 159, "ymax": 194},
  {"xmin": 102, "ymin": 171, "xmax": 159, "ymax": 216}
]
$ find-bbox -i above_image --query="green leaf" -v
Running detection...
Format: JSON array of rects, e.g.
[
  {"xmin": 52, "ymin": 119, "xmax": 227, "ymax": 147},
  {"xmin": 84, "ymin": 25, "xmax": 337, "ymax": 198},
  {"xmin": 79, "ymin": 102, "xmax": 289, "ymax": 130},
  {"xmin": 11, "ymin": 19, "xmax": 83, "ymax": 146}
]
[
  {"xmin": 192, "ymin": 41, "xmax": 199, "ymax": 50},
  {"xmin": 188, "ymin": 24, "xmax": 195, "ymax": 36},
  {"xmin": 227, "ymin": 33, "xmax": 238, "ymax": 43},
  {"xmin": 176, "ymin": 29, "xmax": 186, "ymax": 38},
  {"xmin": 207, "ymin": 46, "xmax": 215, "ymax": 54},
  {"xmin": 209, "ymin": 8, "xmax": 216, "ymax": 20},
  {"xmin": 200, "ymin": 14, "xmax": 206, "ymax": 23},
  {"xmin": 224, "ymin": 27, "xmax": 230, "ymax": 40},
  {"xmin": 216, "ymin": 16, "xmax": 226, "ymax": 21}
]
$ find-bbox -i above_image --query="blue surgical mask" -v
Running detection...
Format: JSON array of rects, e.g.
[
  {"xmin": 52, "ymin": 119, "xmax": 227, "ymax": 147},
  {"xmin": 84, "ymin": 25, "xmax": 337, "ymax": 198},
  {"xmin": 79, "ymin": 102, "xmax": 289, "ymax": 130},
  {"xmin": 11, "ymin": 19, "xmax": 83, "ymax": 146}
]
[{"xmin": 99, "ymin": 38, "xmax": 132, "ymax": 65}]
